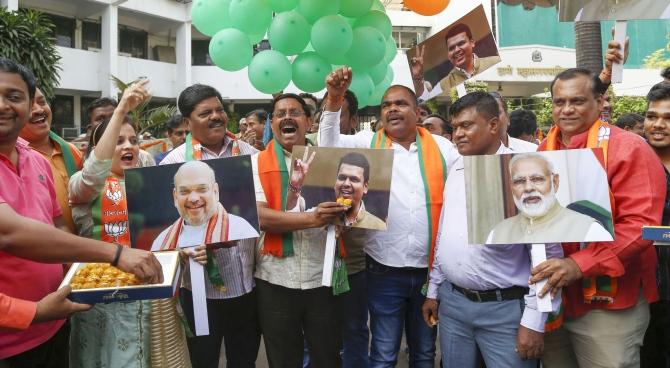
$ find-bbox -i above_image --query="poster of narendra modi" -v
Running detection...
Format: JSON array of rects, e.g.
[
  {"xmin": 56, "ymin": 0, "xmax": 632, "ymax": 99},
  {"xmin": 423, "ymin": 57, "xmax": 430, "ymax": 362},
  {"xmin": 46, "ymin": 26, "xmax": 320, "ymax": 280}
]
[
  {"xmin": 125, "ymin": 157, "xmax": 260, "ymax": 251},
  {"xmin": 464, "ymin": 149, "xmax": 614, "ymax": 245}
]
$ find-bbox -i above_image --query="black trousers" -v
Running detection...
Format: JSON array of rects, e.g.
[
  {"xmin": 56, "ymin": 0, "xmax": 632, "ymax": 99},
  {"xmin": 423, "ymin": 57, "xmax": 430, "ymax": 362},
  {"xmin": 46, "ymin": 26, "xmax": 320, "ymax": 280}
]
[
  {"xmin": 641, "ymin": 300, "xmax": 670, "ymax": 368},
  {"xmin": 255, "ymin": 279, "xmax": 342, "ymax": 368},
  {"xmin": 0, "ymin": 322, "xmax": 69, "ymax": 368},
  {"xmin": 180, "ymin": 288, "xmax": 261, "ymax": 368}
]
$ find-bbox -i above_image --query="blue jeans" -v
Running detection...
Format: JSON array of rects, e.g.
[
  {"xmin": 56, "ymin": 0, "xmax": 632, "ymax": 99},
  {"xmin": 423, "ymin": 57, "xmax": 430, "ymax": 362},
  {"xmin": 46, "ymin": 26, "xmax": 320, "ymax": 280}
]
[
  {"xmin": 366, "ymin": 256, "xmax": 436, "ymax": 368},
  {"xmin": 438, "ymin": 282, "xmax": 536, "ymax": 368},
  {"xmin": 337, "ymin": 270, "xmax": 370, "ymax": 368}
]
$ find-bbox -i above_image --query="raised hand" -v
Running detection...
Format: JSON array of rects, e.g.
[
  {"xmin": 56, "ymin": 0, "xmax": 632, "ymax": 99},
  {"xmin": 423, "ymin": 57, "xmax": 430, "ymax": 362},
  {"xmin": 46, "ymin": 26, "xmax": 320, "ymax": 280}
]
[
  {"xmin": 290, "ymin": 146, "xmax": 317, "ymax": 190},
  {"xmin": 119, "ymin": 78, "xmax": 151, "ymax": 113},
  {"xmin": 324, "ymin": 67, "xmax": 353, "ymax": 112},
  {"xmin": 410, "ymin": 45, "xmax": 426, "ymax": 95}
]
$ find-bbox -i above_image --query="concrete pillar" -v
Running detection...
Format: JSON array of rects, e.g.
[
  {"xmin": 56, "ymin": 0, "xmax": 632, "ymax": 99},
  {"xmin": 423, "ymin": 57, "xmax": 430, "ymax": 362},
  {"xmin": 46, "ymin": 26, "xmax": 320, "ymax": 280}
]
[
  {"xmin": 1, "ymin": 0, "xmax": 19, "ymax": 11},
  {"xmin": 100, "ymin": 4, "xmax": 119, "ymax": 98},
  {"xmin": 176, "ymin": 21, "xmax": 192, "ymax": 92},
  {"xmin": 73, "ymin": 95, "xmax": 82, "ymax": 132}
]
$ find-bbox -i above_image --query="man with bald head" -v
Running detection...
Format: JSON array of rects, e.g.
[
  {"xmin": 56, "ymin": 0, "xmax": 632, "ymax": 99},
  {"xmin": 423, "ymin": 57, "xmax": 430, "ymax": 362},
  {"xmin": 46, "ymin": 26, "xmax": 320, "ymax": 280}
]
[
  {"xmin": 152, "ymin": 160, "xmax": 257, "ymax": 249},
  {"xmin": 487, "ymin": 153, "xmax": 612, "ymax": 244}
]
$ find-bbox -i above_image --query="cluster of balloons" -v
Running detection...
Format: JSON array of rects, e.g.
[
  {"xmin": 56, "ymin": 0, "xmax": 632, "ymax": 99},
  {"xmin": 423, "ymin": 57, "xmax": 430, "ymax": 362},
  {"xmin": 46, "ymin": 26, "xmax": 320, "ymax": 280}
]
[{"xmin": 192, "ymin": 0, "xmax": 398, "ymax": 107}]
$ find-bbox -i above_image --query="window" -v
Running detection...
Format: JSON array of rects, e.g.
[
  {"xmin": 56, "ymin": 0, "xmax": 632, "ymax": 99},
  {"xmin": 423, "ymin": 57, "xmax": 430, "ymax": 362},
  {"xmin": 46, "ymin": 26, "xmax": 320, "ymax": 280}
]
[
  {"xmin": 192, "ymin": 39, "xmax": 212, "ymax": 66},
  {"xmin": 46, "ymin": 14, "xmax": 75, "ymax": 48},
  {"xmin": 82, "ymin": 21, "xmax": 102, "ymax": 50},
  {"xmin": 391, "ymin": 27, "xmax": 428, "ymax": 50},
  {"xmin": 51, "ymin": 95, "xmax": 75, "ymax": 136},
  {"xmin": 119, "ymin": 26, "xmax": 148, "ymax": 59}
]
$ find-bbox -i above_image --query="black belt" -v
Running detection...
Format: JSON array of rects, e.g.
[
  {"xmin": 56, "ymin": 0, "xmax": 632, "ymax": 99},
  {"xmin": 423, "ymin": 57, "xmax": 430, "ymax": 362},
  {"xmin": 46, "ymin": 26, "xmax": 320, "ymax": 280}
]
[{"xmin": 452, "ymin": 284, "xmax": 529, "ymax": 303}]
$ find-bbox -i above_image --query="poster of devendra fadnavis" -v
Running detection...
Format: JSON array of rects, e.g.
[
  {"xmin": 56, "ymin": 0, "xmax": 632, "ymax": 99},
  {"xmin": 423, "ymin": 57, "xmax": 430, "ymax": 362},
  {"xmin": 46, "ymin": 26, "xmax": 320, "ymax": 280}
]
[{"xmin": 288, "ymin": 146, "xmax": 394, "ymax": 231}]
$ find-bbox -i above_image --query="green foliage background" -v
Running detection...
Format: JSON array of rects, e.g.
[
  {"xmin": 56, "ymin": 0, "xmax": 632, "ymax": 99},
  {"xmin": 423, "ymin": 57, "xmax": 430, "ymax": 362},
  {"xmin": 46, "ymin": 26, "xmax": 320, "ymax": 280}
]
[{"xmin": 0, "ymin": 8, "xmax": 61, "ymax": 100}]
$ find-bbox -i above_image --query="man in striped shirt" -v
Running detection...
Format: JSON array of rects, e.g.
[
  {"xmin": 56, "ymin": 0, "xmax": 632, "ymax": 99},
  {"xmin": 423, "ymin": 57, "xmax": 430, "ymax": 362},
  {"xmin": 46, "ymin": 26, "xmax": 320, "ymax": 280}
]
[{"xmin": 160, "ymin": 84, "xmax": 260, "ymax": 368}]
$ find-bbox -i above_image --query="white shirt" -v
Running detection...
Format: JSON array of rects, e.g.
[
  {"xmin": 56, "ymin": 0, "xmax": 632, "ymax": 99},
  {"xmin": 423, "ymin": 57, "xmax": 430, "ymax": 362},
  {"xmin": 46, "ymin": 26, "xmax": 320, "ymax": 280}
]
[
  {"xmin": 160, "ymin": 135, "xmax": 257, "ymax": 165},
  {"xmin": 428, "ymin": 143, "xmax": 563, "ymax": 332},
  {"xmin": 150, "ymin": 214, "xmax": 259, "ymax": 249},
  {"xmin": 506, "ymin": 135, "xmax": 538, "ymax": 153},
  {"xmin": 319, "ymin": 109, "xmax": 460, "ymax": 268},
  {"xmin": 150, "ymin": 218, "xmax": 258, "ymax": 299},
  {"xmin": 250, "ymin": 152, "xmax": 330, "ymax": 289}
]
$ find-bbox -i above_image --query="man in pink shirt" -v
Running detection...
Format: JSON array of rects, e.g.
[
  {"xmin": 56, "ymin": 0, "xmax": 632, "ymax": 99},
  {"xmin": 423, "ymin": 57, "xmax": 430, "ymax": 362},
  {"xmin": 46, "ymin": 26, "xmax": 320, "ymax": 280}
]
[{"xmin": 0, "ymin": 57, "xmax": 73, "ymax": 367}]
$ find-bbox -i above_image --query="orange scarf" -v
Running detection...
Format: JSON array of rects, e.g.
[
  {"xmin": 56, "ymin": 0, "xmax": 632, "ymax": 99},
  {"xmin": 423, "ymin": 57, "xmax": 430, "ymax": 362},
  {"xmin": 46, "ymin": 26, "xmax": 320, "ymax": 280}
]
[
  {"xmin": 543, "ymin": 120, "xmax": 617, "ymax": 331},
  {"xmin": 257, "ymin": 139, "xmax": 294, "ymax": 257},
  {"xmin": 92, "ymin": 176, "xmax": 131, "ymax": 247},
  {"xmin": 157, "ymin": 203, "xmax": 230, "ymax": 250},
  {"xmin": 185, "ymin": 132, "xmax": 239, "ymax": 161},
  {"xmin": 370, "ymin": 127, "xmax": 446, "ymax": 271}
]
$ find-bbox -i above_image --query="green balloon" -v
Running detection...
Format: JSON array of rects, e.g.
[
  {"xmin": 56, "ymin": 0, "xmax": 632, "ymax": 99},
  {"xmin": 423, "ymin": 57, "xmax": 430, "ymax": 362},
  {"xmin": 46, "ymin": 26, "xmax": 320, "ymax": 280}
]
[
  {"xmin": 367, "ymin": 61, "xmax": 387, "ymax": 84},
  {"xmin": 209, "ymin": 28, "xmax": 252, "ymax": 71},
  {"xmin": 297, "ymin": 0, "xmax": 340, "ymax": 24},
  {"xmin": 349, "ymin": 72, "xmax": 374, "ymax": 108},
  {"xmin": 345, "ymin": 27, "xmax": 385, "ymax": 70},
  {"xmin": 384, "ymin": 36, "xmax": 398, "ymax": 64},
  {"xmin": 230, "ymin": 0, "xmax": 273, "ymax": 36},
  {"xmin": 248, "ymin": 32, "xmax": 265, "ymax": 45},
  {"xmin": 369, "ymin": 80, "xmax": 390, "ymax": 106},
  {"xmin": 339, "ymin": 0, "xmax": 372, "ymax": 17},
  {"xmin": 354, "ymin": 11, "xmax": 391, "ymax": 40},
  {"xmin": 311, "ymin": 15, "xmax": 353, "ymax": 61},
  {"xmin": 370, "ymin": 0, "xmax": 385, "ymax": 12},
  {"xmin": 267, "ymin": 0, "xmax": 298, "ymax": 12},
  {"xmin": 268, "ymin": 11, "xmax": 310, "ymax": 56},
  {"xmin": 385, "ymin": 66, "xmax": 395, "ymax": 85},
  {"xmin": 191, "ymin": 0, "xmax": 231, "ymax": 37},
  {"xmin": 248, "ymin": 50, "xmax": 292, "ymax": 94},
  {"xmin": 292, "ymin": 52, "xmax": 332, "ymax": 93}
]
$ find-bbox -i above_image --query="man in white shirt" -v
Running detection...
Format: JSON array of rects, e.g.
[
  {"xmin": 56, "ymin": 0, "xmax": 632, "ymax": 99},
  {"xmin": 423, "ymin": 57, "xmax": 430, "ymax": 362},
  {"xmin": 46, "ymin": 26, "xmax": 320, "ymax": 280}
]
[
  {"xmin": 319, "ymin": 67, "xmax": 460, "ymax": 367},
  {"xmin": 489, "ymin": 92, "xmax": 538, "ymax": 152},
  {"xmin": 422, "ymin": 92, "xmax": 562, "ymax": 367}
]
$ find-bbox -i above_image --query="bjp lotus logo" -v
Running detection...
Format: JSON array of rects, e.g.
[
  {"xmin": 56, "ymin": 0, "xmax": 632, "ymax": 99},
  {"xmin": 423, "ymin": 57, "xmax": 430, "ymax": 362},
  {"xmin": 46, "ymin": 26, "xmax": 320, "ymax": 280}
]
[
  {"xmin": 105, "ymin": 221, "xmax": 128, "ymax": 241},
  {"xmin": 106, "ymin": 181, "xmax": 123, "ymax": 205}
]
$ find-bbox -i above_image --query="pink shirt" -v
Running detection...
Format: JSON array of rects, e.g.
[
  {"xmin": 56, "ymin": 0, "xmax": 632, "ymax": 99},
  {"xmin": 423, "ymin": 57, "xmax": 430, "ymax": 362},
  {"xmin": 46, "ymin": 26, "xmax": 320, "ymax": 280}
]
[{"xmin": 0, "ymin": 138, "xmax": 65, "ymax": 359}]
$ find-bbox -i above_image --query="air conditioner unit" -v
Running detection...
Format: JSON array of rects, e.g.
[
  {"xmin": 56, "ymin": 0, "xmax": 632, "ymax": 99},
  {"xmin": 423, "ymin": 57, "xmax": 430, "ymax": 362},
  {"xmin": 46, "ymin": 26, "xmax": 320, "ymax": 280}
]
[
  {"xmin": 62, "ymin": 127, "xmax": 81, "ymax": 140},
  {"xmin": 153, "ymin": 46, "xmax": 176, "ymax": 63}
]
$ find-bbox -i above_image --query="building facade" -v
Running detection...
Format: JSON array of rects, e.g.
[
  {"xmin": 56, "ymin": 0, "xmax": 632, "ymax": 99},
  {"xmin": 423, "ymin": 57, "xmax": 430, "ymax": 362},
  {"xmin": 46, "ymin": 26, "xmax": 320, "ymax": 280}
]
[{"xmin": 2, "ymin": 0, "xmax": 668, "ymax": 136}]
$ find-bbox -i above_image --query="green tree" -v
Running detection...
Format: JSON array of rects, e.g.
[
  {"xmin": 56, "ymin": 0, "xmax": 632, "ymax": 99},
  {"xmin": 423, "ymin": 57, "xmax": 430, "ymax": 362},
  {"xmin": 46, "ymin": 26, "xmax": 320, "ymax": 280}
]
[
  {"xmin": 0, "ymin": 8, "xmax": 61, "ymax": 100},
  {"xmin": 111, "ymin": 76, "xmax": 178, "ymax": 136},
  {"xmin": 643, "ymin": 33, "xmax": 670, "ymax": 69}
]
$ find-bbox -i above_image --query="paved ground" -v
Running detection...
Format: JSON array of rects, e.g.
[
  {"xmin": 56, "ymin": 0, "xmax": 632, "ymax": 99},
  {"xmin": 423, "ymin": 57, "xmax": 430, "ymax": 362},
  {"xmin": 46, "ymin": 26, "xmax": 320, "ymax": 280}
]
[{"xmin": 220, "ymin": 334, "xmax": 442, "ymax": 367}]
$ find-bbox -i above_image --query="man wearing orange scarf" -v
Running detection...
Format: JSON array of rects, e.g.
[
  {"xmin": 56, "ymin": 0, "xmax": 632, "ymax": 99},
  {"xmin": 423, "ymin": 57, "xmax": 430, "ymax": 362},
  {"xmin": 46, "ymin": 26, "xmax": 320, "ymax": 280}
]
[
  {"xmin": 252, "ymin": 93, "xmax": 348, "ymax": 368},
  {"xmin": 319, "ymin": 68, "xmax": 460, "ymax": 367},
  {"xmin": 531, "ymin": 68, "xmax": 666, "ymax": 367}
]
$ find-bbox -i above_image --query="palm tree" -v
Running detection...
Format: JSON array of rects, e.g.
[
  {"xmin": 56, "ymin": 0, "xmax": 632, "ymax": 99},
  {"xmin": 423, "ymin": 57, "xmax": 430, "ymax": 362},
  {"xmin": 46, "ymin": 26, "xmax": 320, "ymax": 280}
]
[{"xmin": 498, "ymin": 0, "xmax": 603, "ymax": 73}]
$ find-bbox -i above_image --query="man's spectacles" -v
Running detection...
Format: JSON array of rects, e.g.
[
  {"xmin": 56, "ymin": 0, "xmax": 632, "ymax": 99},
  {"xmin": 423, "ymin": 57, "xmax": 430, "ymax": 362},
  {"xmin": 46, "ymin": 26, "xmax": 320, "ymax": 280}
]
[
  {"xmin": 272, "ymin": 110, "xmax": 305, "ymax": 119},
  {"xmin": 511, "ymin": 174, "xmax": 550, "ymax": 188}
]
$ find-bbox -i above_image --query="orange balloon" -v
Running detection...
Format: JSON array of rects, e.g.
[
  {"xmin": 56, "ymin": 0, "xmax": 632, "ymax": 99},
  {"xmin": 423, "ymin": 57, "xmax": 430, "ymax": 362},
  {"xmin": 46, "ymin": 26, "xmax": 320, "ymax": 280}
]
[{"xmin": 404, "ymin": 0, "xmax": 450, "ymax": 16}]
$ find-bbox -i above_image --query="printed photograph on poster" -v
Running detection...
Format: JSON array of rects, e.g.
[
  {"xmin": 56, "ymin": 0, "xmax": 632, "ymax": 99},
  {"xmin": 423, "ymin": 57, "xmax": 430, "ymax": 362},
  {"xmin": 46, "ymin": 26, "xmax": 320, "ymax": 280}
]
[
  {"xmin": 407, "ymin": 4, "xmax": 500, "ymax": 102},
  {"xmin": 289, "ymin": 146, "xmax": 393, "ymax": 230},
  {"xmin": 125, "ymin": 157, "xmax": 260, "ymax": 251},
  {"xmin": 559, "ymin": 0, "xmax": 670, "ymax": 21},
  {"xmin": 464, "ymin": 149, "xmax": 615, "ymax": 245}
]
